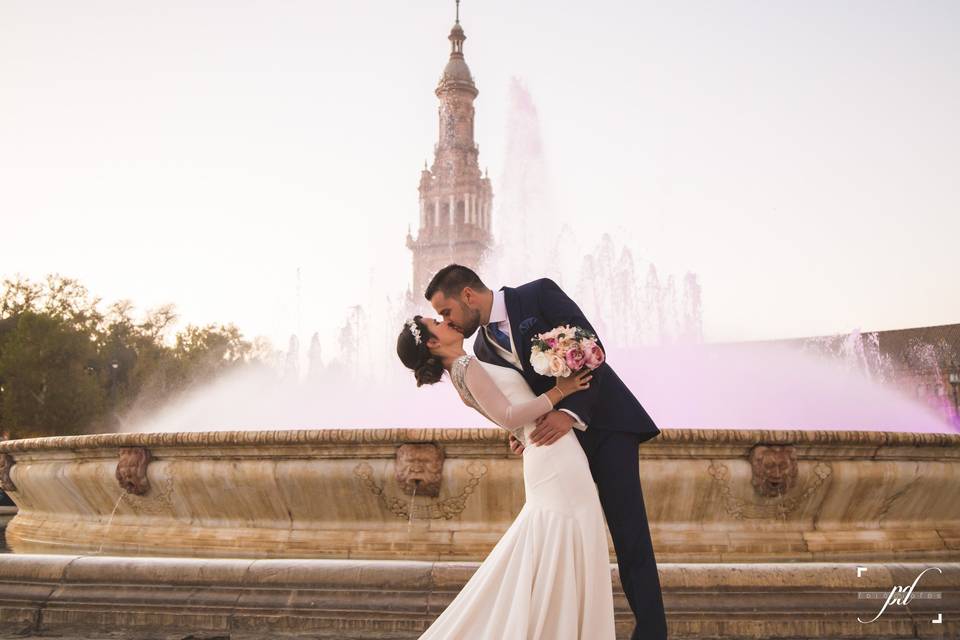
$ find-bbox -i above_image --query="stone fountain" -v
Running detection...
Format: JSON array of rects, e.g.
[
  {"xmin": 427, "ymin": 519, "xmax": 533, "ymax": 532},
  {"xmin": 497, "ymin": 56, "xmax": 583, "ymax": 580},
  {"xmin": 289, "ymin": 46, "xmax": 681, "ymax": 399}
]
[{"xmin": 1, "ymin": 426, "xmax": 958, "ymax": 639}]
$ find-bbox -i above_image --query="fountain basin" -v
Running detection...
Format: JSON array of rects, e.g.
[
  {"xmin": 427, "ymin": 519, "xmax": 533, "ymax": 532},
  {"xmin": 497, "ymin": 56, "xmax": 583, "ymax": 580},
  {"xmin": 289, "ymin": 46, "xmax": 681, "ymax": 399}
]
[
  {"xmin": 0, "ymin": 427, "xmax": 958, "ymax": 561},
  {"xmin": 1, "ymin": 427, "xmax": 959, "ymax": 639}
]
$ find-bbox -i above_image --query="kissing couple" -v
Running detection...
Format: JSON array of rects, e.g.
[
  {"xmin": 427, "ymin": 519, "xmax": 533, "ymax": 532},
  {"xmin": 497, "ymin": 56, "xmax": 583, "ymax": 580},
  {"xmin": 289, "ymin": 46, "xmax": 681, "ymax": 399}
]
[{"xmin": 396, "ymin": 264, "xmax": 666, "ymax": 640}]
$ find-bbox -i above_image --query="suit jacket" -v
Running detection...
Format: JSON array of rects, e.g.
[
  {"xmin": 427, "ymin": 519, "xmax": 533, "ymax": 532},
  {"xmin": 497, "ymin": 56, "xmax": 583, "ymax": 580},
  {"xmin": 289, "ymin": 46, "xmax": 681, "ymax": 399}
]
[{"xmin": 473, "ymin": 278, "xmax": 661, "ymax": 443}]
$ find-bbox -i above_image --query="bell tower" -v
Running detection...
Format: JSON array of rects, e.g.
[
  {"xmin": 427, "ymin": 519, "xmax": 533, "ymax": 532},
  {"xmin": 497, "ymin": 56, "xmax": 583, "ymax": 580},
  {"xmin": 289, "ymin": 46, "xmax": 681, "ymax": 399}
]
[{"xmin": 407, "ymin": 1, "xmax": 494, "ymax": 299}]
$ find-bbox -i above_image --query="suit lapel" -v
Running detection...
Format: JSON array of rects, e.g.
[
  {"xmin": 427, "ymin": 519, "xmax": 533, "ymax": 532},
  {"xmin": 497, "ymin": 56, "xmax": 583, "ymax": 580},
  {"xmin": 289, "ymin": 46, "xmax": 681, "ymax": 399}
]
[
  {"xmin": 501, "ymin": 286, "xmax": 532, "ymax": 376},
  {"xmin": 473, "ymin": 331, "xmax": 515, "ymax": 371}
]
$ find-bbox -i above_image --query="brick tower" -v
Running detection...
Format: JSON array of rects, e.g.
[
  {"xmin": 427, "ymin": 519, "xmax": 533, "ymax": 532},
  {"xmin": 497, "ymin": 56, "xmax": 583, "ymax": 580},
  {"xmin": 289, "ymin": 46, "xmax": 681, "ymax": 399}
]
[{"xmin": 406, "ymin": 2, "xmax": 494, "ymax": 299}]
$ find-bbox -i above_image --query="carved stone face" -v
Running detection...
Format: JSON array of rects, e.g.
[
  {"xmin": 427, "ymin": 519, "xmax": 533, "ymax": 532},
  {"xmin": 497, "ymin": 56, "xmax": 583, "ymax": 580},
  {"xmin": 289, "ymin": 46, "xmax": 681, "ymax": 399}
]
[
  {"xmin": 750, "ymin": 445, "xmax": 798, "ymax": 498},
  {"xmin": 116, "ymin": 447, "xmax": 152, "ymax": 496},
  {"xmin": 0, "ymin": 453, "xmax": 16, "ymax": 492},
  {"xmin": 395, "ymin": 444, "xmax": 444, "ymax": 497}
]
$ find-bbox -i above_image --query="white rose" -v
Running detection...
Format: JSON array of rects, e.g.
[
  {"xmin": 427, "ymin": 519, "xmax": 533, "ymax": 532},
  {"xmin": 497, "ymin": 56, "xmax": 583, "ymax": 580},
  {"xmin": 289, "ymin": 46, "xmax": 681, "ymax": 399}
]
[
  {"xmin": 530, "ymin": 349, "xmax": 551, "ymax": 375},
  {"xmin": 548, "ymin": 355, "xmax": 569, "ymax": 378}
]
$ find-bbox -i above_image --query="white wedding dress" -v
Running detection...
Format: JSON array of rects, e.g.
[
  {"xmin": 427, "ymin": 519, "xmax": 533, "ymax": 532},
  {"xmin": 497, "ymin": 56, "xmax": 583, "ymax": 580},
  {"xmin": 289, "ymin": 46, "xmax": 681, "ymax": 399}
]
[{"xmin": 418, "ymin": 355, "xmax": 616, "ymax": 640}]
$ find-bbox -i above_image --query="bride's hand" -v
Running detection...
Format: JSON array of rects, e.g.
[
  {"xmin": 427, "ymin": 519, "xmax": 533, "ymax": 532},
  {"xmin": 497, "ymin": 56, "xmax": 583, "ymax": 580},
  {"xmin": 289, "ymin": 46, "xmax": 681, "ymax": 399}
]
[{"xmin": 556, "ymin": 368, "xmax": 592, "ymax": 397}]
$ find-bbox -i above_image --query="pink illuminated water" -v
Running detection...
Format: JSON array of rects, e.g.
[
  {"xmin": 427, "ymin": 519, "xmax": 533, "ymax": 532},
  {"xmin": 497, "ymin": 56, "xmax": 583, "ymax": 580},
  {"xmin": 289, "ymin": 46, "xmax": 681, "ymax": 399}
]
[
  {"xmin": 607, "ymin": 342, "xmax": 955, "ymax": 433},
  {"xmin": 128, "ymin": 340, "xmax": 957, "ymax": 435}
]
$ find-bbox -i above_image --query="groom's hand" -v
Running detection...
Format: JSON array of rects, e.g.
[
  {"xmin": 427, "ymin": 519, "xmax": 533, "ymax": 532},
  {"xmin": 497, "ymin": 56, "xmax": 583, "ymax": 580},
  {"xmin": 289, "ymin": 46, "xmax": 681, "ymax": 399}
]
[{"xmin": 530, "ymin": 411, "xmax": 574, "ymax": 446}]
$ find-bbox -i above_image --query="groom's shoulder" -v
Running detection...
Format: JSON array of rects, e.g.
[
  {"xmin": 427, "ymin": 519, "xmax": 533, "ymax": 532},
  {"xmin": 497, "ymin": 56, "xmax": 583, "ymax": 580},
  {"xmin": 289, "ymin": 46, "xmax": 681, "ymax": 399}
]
[
  {"xmin": 515, "ymin": 277, "xmax": 561, "ymax": 295},
  {"xmin": 515, "ymin": 278, "xmax": 570, "ymax": 303}
]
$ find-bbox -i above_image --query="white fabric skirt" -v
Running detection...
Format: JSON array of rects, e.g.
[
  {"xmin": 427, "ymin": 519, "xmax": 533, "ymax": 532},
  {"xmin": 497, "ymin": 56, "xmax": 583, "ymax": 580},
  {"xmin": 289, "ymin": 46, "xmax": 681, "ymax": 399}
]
[{"xmin": 418, "ymin": 424, "xmax": 616, "ymax": 639}]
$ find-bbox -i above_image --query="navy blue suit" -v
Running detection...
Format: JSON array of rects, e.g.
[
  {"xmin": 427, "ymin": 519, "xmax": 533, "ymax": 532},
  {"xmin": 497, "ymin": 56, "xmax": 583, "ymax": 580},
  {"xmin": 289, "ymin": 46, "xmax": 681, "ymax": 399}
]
[{"xmin": 474, "ymin": 278, "xmax": 667, "ymax": 640}]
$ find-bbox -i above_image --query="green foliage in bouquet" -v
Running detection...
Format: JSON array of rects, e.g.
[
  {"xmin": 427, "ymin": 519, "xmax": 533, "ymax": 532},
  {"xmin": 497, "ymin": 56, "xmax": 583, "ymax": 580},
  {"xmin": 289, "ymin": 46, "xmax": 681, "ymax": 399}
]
[{"xmin": 531, "ymin": 325, "xmax": 598, "ymax": 351}]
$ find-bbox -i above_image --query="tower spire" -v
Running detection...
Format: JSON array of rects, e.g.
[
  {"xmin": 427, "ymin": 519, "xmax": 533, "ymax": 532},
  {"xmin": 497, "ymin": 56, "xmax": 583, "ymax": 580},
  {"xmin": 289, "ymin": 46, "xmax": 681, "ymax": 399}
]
[
  {"xmin": 407, "ymin": 0, "xmax": 493, "ymax": 299},
  {"xmin": 448, "ymin": 3, "xmax": 466, "ymax": 59},
  {"xmin": 439, "ymin": 1, "xmax": 475, "ymax": 95}
]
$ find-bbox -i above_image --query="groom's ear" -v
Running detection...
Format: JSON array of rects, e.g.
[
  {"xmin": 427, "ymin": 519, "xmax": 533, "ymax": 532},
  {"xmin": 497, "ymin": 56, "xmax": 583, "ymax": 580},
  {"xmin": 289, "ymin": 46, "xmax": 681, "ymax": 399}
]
[{"xmin": 460, "ymin": 286, "xmax": 480, "ymax": 308}]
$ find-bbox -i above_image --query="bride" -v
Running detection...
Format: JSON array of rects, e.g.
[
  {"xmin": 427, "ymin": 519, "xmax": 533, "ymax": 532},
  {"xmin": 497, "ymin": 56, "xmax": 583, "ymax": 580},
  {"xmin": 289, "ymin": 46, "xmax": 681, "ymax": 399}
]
[{"xmin": 396, "ymin": 315, "xmax": 617, "ymax": 639}]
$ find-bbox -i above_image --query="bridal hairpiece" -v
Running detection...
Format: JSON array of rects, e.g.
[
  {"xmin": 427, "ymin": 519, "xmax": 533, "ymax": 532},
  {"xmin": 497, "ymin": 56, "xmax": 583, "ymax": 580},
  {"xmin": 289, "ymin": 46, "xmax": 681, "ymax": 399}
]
[{"xmin": 406, "ymin": 319, "xmax": 422, "ymax": 345}]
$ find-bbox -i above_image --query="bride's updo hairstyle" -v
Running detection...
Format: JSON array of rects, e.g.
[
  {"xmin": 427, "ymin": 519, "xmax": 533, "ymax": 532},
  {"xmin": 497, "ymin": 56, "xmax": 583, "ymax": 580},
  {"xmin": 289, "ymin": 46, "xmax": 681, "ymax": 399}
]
[{"xmin": 396, "ymin": 315, "xmax": 445, "ymax": 387}]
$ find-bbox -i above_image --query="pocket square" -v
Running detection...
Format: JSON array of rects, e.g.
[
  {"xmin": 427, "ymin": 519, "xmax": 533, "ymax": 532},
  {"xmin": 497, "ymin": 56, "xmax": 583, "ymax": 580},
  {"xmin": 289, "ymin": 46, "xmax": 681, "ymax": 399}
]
[{"xmin": 519, "ymin": 317, "xmax": 539, "ymax": 335}]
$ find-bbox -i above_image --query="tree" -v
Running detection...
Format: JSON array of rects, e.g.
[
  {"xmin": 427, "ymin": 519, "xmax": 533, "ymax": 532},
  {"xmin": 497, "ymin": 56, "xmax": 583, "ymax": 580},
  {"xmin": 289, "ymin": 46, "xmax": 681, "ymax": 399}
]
[
  {"xmin": 0, "ymin": 311, "xmax": 104, "ymax": 438},
  {"xmin": 0, "ymin": 274, "xmax": 264, "ymax": 439}
]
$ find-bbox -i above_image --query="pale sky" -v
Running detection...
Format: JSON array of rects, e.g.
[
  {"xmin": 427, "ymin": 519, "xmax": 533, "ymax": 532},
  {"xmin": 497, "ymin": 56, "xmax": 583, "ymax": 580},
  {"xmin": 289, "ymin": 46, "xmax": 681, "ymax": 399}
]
[{"xmin": 2, "ymin": 1, "xmax": 958, "ymax": 357}]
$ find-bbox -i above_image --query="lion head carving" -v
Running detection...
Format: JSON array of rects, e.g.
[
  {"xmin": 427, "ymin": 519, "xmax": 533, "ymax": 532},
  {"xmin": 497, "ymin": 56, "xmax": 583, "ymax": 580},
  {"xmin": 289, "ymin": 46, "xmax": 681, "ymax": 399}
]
[
  {"xmin": 749, "ymin": 444, "xmax": 798, "ymax": 498},
  {"xmin": 0, "ymin": 453, "xmax": 16, "ymax": 492},
  {"xmin": 395, "ymin": 443, "xmax": 444, "ymax": 497},
  {"xmin": 116, "ymin": 447, "xmax": 152, "ymax": 495}
]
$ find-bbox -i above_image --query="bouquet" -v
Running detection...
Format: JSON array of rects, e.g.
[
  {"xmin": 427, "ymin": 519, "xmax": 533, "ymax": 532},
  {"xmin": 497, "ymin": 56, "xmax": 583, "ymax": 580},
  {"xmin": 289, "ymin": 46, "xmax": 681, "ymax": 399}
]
[{"xmin": 529, "ymin": 324, "xmax": 605, "ymax": 377}]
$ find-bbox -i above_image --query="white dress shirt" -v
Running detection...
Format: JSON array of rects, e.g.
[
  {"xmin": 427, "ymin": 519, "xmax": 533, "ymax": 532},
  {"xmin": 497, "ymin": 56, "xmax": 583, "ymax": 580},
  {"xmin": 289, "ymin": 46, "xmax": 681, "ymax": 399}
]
[{"xmin": 483, "ymin": 288, "xmax": 587, "ymax": 431}]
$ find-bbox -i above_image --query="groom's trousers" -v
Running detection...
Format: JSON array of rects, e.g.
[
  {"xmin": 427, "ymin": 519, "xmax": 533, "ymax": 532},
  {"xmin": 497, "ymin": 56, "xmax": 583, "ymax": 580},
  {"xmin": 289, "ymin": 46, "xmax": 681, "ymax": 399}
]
[{"xmin": 574, "ymin": 427, "xmax": 668, "ymax": 640}]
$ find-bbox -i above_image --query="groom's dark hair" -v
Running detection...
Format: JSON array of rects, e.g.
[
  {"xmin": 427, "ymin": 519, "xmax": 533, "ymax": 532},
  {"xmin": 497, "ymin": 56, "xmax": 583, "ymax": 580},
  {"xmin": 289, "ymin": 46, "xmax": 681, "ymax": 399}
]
[{"xmin": 425, "ymin": 264, "xmax": 488, "ymax": 301}]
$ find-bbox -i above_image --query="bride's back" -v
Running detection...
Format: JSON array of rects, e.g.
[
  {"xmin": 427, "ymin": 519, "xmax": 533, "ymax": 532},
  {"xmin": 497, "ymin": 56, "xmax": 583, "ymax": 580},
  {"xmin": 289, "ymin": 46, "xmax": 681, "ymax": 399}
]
[{"xmin": 476, "ymin": 360, "xmax": 537, "ymax": 405}]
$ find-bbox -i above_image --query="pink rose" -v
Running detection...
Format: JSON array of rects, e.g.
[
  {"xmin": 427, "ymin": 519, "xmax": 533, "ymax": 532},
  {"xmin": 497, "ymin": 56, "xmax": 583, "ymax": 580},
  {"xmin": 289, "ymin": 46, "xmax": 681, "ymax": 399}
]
[
  {"xmin": 565, "ymin": 346, "xmax": 586, "ymax": 371},
  {"xmin": 546, "ymin": 337, "xmax": 558, "ymax": 348},
  {"xmin": 583, "ymin": 340, "xmax": 605, "ymax": 369}
]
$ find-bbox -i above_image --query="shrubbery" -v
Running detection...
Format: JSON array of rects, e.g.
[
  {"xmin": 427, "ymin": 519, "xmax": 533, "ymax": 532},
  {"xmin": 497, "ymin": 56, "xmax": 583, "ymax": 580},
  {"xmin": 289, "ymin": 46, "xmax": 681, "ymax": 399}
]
[{"xmin": 0, "ymin": 274, "xmax": 267, "ymax": 439}]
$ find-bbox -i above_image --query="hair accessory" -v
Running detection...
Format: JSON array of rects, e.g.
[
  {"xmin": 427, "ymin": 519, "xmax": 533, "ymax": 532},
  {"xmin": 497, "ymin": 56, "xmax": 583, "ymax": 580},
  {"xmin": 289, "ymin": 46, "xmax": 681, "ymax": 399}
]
[{"xmin": 406, "ymin": 319, "xmax": 422, "ymax": 345}]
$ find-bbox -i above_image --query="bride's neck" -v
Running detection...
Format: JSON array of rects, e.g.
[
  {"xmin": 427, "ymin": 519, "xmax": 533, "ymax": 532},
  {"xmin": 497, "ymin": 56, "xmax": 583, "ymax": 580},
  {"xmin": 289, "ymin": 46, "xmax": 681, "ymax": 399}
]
[{"xmin": 436, "ymin": 346, "xmax": 467, "ymax": 371}]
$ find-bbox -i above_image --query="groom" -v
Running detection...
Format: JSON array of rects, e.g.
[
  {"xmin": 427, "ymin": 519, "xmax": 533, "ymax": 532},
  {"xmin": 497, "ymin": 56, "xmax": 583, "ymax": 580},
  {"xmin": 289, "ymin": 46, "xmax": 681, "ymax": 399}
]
[{"xmin": 426, "ymin": 264, "xmax": 667, "ymax": 640}]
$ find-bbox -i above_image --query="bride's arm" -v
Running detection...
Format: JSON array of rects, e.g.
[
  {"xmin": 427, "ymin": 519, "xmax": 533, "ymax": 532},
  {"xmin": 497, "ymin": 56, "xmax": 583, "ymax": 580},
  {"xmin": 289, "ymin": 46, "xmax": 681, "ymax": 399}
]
[{"xmin": 463, "ymin": 357, "xmax": 559, "ymax": 430}]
